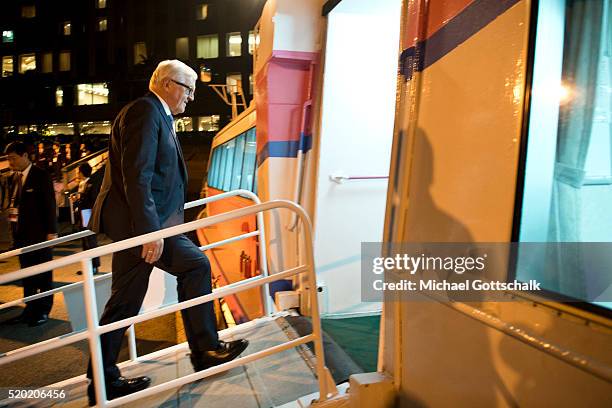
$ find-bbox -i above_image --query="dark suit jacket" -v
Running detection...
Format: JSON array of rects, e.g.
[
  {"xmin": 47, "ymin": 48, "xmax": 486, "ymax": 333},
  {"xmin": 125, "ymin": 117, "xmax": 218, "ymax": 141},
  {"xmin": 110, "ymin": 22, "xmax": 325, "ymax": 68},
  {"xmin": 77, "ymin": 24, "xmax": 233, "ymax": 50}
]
[
  {"xmin": 14, "ymin": 165, "xmax": 58, "ymax": 246},
  {"xmin": 89, "ymin": 93, "xmax": 187, "ymax": 240}
]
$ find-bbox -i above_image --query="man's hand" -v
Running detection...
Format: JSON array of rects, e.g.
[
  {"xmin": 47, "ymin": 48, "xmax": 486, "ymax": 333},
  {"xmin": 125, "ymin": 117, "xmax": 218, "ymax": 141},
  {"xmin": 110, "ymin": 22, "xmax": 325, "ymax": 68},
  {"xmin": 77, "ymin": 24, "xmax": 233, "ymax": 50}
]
[
  {"xmin": 142, "ymin": 239, "xmax": 164, "ymax": 264},
  {"xmin": 46, "ymin": 233, "xmax": 58, "ymax": 241}
]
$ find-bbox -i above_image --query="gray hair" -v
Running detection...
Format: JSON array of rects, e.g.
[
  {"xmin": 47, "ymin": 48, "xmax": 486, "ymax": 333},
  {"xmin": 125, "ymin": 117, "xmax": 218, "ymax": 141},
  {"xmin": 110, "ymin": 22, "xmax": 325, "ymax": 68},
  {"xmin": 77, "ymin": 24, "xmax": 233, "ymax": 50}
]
[{"xmin": 149, "ymin": 60, "xmax": 197, "ymax": 90}]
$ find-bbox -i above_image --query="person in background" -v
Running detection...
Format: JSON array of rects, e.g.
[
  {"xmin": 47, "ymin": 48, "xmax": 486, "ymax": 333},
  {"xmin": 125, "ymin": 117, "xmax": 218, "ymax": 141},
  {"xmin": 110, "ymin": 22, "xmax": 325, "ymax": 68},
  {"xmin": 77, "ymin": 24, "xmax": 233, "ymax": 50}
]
[
  {"xmin": 74, "ymin": 162, "xmax": 101, "ymax": 274},
  {"xmin": 3, "ymin": 141, "xmax": 58, "ymax": 327}
]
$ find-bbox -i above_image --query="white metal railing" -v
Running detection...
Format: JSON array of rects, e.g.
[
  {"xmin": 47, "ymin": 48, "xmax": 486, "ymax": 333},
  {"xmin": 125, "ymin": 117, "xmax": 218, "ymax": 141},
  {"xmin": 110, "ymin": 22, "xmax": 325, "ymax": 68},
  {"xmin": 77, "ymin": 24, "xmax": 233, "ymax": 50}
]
[
  {"xmin": 0, "ymin": 189, "xmax": 272, "ymax": 312},
  {"xmin": 0, "ymin": 198, "xmax": 333, "ymax": 406},
  {"xmin": 0, "ymin": 189, "xmax": 272, "ymax": 362}
]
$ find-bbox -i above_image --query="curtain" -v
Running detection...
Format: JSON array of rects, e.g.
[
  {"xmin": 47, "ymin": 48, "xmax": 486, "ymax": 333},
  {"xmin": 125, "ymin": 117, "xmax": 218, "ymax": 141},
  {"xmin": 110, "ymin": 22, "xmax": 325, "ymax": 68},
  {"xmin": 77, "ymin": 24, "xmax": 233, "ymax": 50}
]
[{"xmin": 546, "ymin": 0, "xmax": 604, "ymax": 298}]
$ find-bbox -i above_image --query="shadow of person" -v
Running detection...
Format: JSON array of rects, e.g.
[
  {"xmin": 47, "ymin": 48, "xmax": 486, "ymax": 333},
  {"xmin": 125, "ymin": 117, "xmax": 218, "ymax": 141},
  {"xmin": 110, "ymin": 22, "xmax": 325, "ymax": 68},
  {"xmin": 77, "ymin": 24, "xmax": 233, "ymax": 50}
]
[{"xmin": 395, "ymin": 129, "xmax": 517, "ymax": 407}]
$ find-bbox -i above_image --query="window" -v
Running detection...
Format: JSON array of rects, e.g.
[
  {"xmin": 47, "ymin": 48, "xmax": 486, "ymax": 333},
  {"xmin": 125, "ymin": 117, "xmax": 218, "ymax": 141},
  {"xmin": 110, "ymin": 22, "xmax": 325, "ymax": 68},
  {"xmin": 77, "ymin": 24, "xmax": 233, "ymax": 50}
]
[
  {"xmin": 2, "ymin": 30, "xmax": 14, "ymax": 43},
  {"xmin": 199, "ymin": 65, "xmax": 212, "ymax": 82},
  {"xmin": 77, "ymin": 83, "xmax": 109, "ymax": 105},
  {"xmin": 226, "ymin": 73, "xmax": 242, "ymax": 94},
  {"xmin": 80, "ymin": 121, "xmax": 111, "ymax": 135},
  {"xmin": 175, "ymin": 117, "xmax": 193, "ymax": 132},
  {"xmin": 176, "ymin": 37, "xmax": 189, "ymax": 60},
  {"xmin": 196, "ymin": 4, "xmax": 208, "ymax": 20},
  {"xmin": 197, "ymin": 35, "xmax": 218, "ymax": 59},
  {"xmin": 226, "ymin": 32, "xmax": 242, "ymax": 57},
  {"xmin": 134, "ymin": 42, "xmax": 147, "ymax": 64},
  {"xmin": 45, "ymin": 123, "xmax": 75, "ymax": 136},
  {"xmin": 516, "ymin": 0, "xmax": 612, "ymax": 310},
  {"xmin": 221, "ymin": 139, "xmax": 235, "ymax": 191},
  {"xmin": 241, "ymin": 128, "xmax": 257, "ymax": 191},
  {"xmin": 248, "ymin": 31, "xmax": 257, "ymax": 55},
  {"xmin": 98, "ymin": 18, "xmax": 108, "ymax": 32},
  {"xmin": 21, "ymin": 5, "xmax": 36, "ymax": 18},
  {"xmin": 63, "ymin": 21, "xmax": 71, "ymax": 36},
  {"xmin": 19, "ymin": 54, "xmax": 36, "ymax": 73},
  {"xmin": 96, "ymin": 0, "xmax": 107, "ymax": 9},
  {"xmin": 198, "ymin": 115, "xmax": 219, "ymax": 132},
  {"xmin": 230, "ymin": 134, "xmax": 246, "ymax": 190},
  {"xmin": 42, "ymin": 52, "xmax": 52, "ymax": 73},
  {"xmin": 208, "ymin": 127, "xmax": 257, "ymax": 192},
  {"xmin": 59, "ymin": 51, "xmax": 71, "ymax": 71},
  {"xmin": 56, "ymin": 87, "xmax": 63, "ymax": 106},
  {"xmin": 2, "ymin": 56, "xmax": 13, "ymax": 77}
]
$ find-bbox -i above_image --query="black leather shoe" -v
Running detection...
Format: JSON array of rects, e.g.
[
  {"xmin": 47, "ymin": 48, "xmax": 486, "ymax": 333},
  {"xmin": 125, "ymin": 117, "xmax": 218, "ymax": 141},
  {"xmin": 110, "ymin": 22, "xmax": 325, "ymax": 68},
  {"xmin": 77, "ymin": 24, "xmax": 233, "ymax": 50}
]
[
  {"xmin": 87, "ymin": 376, "xmax": 151, "ymax": 406},
  {"xmin": 28, "ymin": 314, "xmax": 49, "ymax": 327},
  {"xmin": 190, "ymin": 339, "xmax": 249, "ymax": 371}
]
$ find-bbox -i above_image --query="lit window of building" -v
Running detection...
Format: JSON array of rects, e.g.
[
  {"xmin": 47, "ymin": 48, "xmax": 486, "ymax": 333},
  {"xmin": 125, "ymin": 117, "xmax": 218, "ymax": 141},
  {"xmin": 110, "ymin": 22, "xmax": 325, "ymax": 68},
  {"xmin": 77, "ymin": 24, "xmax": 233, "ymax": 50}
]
[
  {"xmin": 197, "ymin": 35, "xmax": 218, "ymax": 59},
  {"xmin": 98, "ymin": 18, "xmax": 108, "ymax": 32},
  {"xmin": 134, "ymin": 42, "xmax": 147, "ymax": 64},
  {"xmin": 249, "ymin": 74, "xmax": 253, "ymax": 94},
  {"xmin": 63, "ymin": 21, "xmax": 71, "ymax": 36},
  {"xmin": 46, "ymin": 123, "xmax": 75, "ymax": 135},
  {"xmin": 59, "ymin": 51, "xmax": 71, "ymax": 71},
  {"xmin": 227, "ymin": 32, "xmax": 242, "ymax": 57},
  {"xmin": 21, "ymin": 6, "xmax": 36, "ymax": 18},
  {"xmin": 19, "ymin": 53, "xmax": 36, "ymax": 73},
  {"xmin": 42, "ymin": 52, "xmax": 52, "ymax": 73},
  {"xmin": 196, "ymin": 4, "xmax": 208, "ymax": 20},
  {"xmin": 2, "ymin": 56, "xmax": 14, "ymax": 77},
  {"xmin": 226, "ymin": 73, "xmax": 242, "ymax": 93},
  {"xmin": 198, "ymin": 115, "xmax": 220, "ymax": 132},
  {"xmin": 2, "ymin": 30, "xmax": 14, "ymax": 43},
  {"xmin": 96, "ymin": 0, "xmax": 107, "ymax": 9},
  {"xmin": 80, "ymin": 121, "xmax": 111, "ymax": 135},
  {"xmin": 176, "ymin": 37, "xmax": 189, "ymax": 60},
  {"xmin": 199, "ymin": 65, "xmax": 212, "ymax": 83},
  {"xmin": 56, "ymin": 87, "xmax": 64, "ymax": 106},
  {"xmin": 77, "ymin": 83, "xmax": 109, "ymax": 105},
  {"xmin": 248, "ymin": 31, "xmax": 258, "ymax": 55},
  {"xmin": 175, "ymin": 117, "xmax": 193, "ymax": 132}
]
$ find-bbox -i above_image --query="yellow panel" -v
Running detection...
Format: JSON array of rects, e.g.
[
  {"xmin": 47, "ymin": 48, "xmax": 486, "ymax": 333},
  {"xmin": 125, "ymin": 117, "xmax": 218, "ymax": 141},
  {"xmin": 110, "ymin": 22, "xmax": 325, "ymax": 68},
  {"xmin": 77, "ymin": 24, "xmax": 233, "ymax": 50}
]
[{"xmin": 404, "ymin": 1, "xmax": 530, "ymax": 242}]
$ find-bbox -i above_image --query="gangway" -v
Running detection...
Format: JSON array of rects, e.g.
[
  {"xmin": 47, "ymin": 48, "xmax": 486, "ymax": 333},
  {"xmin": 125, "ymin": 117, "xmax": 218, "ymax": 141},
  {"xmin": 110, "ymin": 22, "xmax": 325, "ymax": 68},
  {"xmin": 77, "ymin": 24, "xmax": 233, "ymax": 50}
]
[{"xmin": 0, "ymin": 192, "xmax": 337, "ymax": 407}]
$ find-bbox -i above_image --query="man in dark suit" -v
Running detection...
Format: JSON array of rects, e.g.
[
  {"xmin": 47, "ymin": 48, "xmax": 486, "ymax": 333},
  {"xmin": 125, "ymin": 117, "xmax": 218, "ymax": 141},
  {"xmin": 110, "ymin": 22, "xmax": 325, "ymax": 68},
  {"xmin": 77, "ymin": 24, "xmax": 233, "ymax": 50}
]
[
  {"xmin": 4, "ymin": 141, "xmax": 58, "ymax": 326},
  {"xmin": 87, "ymin": 60, "xmax": 248, "ymax": 404}
]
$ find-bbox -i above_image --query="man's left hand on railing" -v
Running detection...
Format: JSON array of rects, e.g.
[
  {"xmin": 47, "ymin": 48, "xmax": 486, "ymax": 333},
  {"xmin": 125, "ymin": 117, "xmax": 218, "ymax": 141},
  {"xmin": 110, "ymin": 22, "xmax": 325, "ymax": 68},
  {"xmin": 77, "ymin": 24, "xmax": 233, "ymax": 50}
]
[
  {"xmin": 46, "ymin": 233, "xmax": 58, "ymax": 241},
  {"xmin": 142, "ymin": 239, "xmax": 164, "ymax": 264}
]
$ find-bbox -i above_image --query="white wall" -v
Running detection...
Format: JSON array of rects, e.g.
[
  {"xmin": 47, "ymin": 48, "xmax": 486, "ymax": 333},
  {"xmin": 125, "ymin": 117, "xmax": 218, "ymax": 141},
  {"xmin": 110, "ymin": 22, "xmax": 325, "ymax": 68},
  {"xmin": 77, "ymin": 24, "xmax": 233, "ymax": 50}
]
[{"xmin": 314, "ymin": 0, "xmax": 401, "ymax": 317}]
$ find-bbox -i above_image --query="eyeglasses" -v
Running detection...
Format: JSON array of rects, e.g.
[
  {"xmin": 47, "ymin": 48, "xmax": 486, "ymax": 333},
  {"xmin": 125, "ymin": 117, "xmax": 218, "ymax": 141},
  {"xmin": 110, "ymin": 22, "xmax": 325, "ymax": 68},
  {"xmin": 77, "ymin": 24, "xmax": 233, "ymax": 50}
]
[{"xmin": 170, "ymin": 79, "xmax": 195, "ymax": 97}]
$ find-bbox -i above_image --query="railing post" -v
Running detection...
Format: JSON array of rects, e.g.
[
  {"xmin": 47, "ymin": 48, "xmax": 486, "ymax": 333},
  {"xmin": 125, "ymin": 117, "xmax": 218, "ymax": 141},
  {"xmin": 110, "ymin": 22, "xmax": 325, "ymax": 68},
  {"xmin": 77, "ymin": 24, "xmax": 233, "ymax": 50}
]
[
  {"xmin": 127, "ymin": 325, "xmax": 138, "ymax": 361},
  {"xmin": 300, "ymin": 211, "xmax": 329, "ymax": 401},
  {"xmin": 256, "ymin": 210, "xmax": 273, "ymax": 316},
  {"xmin": 82, "ymin": 258, "xmax": 108, "ymax": 407}
]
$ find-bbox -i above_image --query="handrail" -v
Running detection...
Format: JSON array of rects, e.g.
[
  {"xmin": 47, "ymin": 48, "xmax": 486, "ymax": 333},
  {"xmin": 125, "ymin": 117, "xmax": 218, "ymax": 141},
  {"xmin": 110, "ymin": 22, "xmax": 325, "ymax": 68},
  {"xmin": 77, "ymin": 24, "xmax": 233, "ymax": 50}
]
[
  {"xmin": 439, "ymin": 296, "xmax": 612, "ymax": 384},
  {"xmin": 0, "ymin": 190, "xmax": 272, "ymax": 314},
  {"xmin": 329, "ymin": 173, "xmax": 389, "ymax": 184},
  {"xmin": 0, "ymin": 273, "xmax": 111, "ymax": 311},
  {"xmin": 0, "ymin": 199, "xmax": 334, "ymax": 406},
  {"xmin": 60, "ymin": 148, "xmax": 108, "ymax": 174}
]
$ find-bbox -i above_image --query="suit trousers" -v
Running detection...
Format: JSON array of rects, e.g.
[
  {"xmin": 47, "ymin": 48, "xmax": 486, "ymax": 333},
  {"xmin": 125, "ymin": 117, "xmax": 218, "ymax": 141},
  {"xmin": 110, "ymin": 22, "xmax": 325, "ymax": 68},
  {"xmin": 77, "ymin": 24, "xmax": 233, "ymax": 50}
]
[
  {"xmin": 18, "ymin": 247, "xmax": 54, "ymax": 318},
  {"xmin": 87, "ymin": 234, "xmax": 219, "ymax": 381}
]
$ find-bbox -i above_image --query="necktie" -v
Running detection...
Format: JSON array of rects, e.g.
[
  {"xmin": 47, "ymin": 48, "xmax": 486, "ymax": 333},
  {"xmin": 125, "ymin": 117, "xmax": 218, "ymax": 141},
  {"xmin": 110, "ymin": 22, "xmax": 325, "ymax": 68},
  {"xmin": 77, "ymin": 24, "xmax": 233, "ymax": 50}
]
[
  {"xmin": 13, "ymin": 172, "xmax": 23, "ymax": 205},
  {"xmin": 168, "ymin": 115, "xmax": 176, "ymax": 138}
]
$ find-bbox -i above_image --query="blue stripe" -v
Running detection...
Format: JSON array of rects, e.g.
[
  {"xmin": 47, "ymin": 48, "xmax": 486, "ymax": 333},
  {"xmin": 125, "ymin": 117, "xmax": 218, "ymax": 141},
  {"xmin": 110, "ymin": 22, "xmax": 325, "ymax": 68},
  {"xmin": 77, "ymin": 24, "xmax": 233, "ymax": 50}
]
[
  {"xmin": 400, "ymin": 0, "xmax": 521, "ymax": 79},
  {"xmin": 257, "ymin": 133, "xmax": 313, "ymax": 167}
]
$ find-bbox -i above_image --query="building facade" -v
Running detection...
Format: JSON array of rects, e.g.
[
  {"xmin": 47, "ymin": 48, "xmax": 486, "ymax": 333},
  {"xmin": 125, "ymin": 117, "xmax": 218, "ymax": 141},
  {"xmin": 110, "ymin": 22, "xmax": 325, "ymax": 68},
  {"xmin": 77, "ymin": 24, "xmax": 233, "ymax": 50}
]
[{"xmin": 0, "ymin": 0, "xmax": 265, "ymax": 143}]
